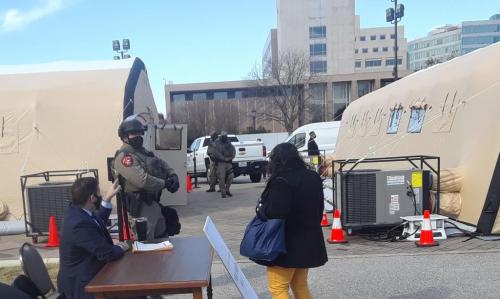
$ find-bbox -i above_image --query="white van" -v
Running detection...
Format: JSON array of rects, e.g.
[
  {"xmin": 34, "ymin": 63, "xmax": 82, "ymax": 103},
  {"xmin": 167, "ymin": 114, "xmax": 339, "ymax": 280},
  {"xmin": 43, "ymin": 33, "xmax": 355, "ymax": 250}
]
[{"xmin": 284, "ymin": 121, "xmax": 341, "ymax": 158}]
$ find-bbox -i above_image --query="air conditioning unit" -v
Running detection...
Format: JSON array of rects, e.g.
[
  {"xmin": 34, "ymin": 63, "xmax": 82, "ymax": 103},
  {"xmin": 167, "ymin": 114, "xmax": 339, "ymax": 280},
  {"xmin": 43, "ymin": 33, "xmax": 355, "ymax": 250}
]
[
  {"xmin": 25, "ymin": 182, "xmax": 72, "ymax": 237},
  {"xmin": 336, "ymin": 169, "xmax": 431, "ymax": 232}
]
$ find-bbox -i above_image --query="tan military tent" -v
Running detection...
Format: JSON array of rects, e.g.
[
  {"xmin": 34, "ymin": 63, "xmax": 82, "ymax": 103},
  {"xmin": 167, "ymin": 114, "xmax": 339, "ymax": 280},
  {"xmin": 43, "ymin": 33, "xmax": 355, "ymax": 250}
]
[
  {"xmin": 0, "ymin": 58, "xmax": 158, "ymax": 220},
  {"xmin": 334, "ymin": 42, "xmax": 500, "ymax": 234}
]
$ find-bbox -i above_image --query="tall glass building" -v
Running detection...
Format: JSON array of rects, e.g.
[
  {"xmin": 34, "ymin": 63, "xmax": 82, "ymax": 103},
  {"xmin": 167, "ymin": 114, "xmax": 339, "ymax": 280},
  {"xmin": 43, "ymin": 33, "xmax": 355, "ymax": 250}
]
[{"xmin": 462, "ymin": 14, "xmax": 500, "ymax": 54}]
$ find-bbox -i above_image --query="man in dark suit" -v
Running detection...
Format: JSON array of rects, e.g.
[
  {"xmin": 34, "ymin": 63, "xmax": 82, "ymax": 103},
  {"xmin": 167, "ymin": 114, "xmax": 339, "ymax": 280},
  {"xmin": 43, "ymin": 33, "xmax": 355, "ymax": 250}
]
[{"xmin": 58, "ymin": 177, "xmax": 129, "ymax": 299}]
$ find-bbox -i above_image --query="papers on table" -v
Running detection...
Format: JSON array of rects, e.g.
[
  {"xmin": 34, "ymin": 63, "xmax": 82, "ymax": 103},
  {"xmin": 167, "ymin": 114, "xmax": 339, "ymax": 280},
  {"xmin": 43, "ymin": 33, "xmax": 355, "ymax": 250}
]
[{"xmin": 132, "ymin": 240, "xmax": 174, "ymax": 253}]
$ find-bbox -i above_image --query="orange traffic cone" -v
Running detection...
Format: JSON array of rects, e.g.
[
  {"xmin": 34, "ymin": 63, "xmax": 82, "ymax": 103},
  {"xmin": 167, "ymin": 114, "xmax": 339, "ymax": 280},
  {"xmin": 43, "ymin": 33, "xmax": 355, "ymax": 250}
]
[
  {"xmin": 46, "ymin": 215, "xmax": 60, "ymax": 247},
  {"xmin": 327, "ymin": 209, "xmax": 347, "ymax": 244},
  {"xmin": 186, "ymin": 175, "xmax": 192, "ymax": 193},
  {"xmin": 320, "ymin": 212, "xmax": 331, "ymax": 227},
  {"xmin": 416, "ymin": 210, "xmax": 438, "ymax": 247}
]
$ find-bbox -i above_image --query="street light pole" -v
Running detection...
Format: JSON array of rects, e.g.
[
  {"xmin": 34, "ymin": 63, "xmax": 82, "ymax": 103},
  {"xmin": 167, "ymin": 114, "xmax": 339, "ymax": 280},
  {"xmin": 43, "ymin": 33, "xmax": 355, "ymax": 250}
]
[
  {"xmin": 393, "ymin": 0, "xmax": 398, "ymax": 80},
  {"xmin": 386, "ymin": 1, "xmax": 404, "ymax": 81},
  {"xmin": 112, "ymin": 39, "xmax": 131, "ymax": 60}
]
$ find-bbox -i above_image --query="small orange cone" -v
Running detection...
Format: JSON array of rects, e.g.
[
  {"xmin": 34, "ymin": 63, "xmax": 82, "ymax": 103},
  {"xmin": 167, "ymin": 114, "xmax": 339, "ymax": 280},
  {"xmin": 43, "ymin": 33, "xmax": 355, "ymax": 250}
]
[
  {"xmin": 186, "ymin": 175, "xmax": 192, "ymax": 193},
  {"xmin": 327, "ymin": 209, "xmax": 347, "ymax": 244},
  {"xmin": 46, "ymin": 215, "xmax": 60, "ymax": 247},
  {"xmin": 320, "ymin": 212, "xmax": 331, "ymax": 227},
  {"xmin": 416, "ymin": 210, "xmax": 438, "ymax": 247}
]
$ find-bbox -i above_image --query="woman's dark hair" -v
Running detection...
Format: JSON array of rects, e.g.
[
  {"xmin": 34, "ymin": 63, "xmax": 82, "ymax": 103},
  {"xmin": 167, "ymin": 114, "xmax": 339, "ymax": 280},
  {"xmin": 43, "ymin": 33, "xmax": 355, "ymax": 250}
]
[
  {"xmin": 71, "ymin": 177, "xmax": 98, "ymax": 206},
  {"xmin": 268, "ymin": 142, "xmax": 306, "ymax": 176}
]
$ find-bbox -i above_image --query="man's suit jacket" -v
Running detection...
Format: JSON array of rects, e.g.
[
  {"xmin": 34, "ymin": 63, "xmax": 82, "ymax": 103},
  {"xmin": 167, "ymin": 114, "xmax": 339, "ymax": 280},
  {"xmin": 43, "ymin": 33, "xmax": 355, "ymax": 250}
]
[{"xmin": 57, "ymin": 204, "xmax": 124, "ymax": 299}]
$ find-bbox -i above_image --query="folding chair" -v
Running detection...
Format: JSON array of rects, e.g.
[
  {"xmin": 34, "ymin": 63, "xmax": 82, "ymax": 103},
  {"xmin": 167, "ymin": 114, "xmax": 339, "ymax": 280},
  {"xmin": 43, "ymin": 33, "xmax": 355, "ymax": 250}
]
[{"xmin": 19, "ymin": 242, "xmax": 60, "ymax": 299}]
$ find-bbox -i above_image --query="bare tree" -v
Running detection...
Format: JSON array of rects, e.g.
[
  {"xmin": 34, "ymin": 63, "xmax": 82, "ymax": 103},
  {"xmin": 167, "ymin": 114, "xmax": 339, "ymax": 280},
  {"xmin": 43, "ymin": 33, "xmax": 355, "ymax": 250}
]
[
  {"xmin": 250, "ymin": 51, "xmax": 315, "ymax": 133},
  {"xmin": 171, "ymin": 99, "xmax": 240, "ymax": 144}
]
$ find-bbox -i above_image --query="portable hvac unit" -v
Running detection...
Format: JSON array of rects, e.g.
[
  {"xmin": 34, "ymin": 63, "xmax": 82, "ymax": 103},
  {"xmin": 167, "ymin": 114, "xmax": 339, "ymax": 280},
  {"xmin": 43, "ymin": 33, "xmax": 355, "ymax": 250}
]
[
  {"xmin": 25, "ymin": 182, "xmax": 72, "ymax": 237},
  {"xmin": 336, "ymin": 169, "xmax": 431, "ymax": 231}
]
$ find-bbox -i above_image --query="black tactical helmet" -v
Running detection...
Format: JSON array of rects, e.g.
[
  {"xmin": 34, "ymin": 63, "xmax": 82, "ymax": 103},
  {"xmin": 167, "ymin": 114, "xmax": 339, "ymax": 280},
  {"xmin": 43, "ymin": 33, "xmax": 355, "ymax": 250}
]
[{"xmin": 118, "ymin": 118, "xmax": 146, "ymax": 139}]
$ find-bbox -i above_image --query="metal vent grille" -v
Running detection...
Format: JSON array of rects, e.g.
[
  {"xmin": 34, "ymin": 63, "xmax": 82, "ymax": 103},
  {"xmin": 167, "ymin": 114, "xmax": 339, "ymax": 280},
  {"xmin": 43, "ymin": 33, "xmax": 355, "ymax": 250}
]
[
  {"xmin": 26, "ymin": 183, "xmax": 72, "ymax": 235},
  {"xmin": 344, "ymin": 173, "xmax": 377, "ymax": 224}
]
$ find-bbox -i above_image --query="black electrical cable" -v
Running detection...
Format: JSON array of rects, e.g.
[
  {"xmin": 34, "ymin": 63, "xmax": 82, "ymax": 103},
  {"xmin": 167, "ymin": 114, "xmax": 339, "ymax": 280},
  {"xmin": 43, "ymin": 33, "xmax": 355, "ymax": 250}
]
[
  {"xmin": 444, "ymin": 220, "xmax": 479, "ymax": 241},
  {"xmin": 357, "ymin": 222, "xmax": 407, "ymax": 242}
]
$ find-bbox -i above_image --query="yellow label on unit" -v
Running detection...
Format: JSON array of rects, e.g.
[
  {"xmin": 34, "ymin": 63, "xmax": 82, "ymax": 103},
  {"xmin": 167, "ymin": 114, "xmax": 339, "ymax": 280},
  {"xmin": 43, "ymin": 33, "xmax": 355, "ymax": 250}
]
[
  {"xmin": 412, "ymin": 172, "xmax": 423, "ymax": 188},
  {"xmin": 312, "ymin": 156, "xmax": 319, "ymax": 165}
]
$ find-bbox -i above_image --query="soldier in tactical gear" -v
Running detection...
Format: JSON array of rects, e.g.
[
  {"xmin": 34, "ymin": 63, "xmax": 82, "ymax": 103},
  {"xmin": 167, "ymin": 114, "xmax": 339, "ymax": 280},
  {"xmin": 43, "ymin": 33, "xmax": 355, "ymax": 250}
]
[
  {"xmin": 214, "ymin": 131, "xmax": 236, "ymax": 198},
  {"xmin": 206, "ymin": 131, "xmax": 219, "ymax": 192},
  {"xmin": 113, "ymin": 116, "xmax": 179, "ymax": 240}
]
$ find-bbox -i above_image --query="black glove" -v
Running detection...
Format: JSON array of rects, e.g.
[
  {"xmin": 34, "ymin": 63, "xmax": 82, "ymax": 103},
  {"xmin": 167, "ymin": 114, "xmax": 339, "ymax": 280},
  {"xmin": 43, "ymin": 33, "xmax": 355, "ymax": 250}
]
[{"xmin": 164, "ymin": 174, "xmax": 180, "ymax": 193}]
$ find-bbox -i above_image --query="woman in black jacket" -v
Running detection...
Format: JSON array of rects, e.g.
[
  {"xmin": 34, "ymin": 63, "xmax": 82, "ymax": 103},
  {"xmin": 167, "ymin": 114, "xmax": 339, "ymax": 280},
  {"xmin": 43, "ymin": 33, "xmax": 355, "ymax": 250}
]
[{"xmin": 255, "ymin": 143, "xmax": 328, "ymax": 299}]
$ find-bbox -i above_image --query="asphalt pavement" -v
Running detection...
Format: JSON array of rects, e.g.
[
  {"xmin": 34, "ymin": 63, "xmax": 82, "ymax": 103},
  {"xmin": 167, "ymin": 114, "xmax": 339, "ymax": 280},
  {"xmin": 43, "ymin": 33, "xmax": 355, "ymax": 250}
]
[{"xmin": 1, "ymin": 175, "xmax": 499, "ymax": 298}]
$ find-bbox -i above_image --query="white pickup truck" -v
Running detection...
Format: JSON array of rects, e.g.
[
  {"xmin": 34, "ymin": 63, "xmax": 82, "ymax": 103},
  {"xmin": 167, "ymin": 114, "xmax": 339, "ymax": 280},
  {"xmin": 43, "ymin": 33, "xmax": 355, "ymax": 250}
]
[{"xmin": 187, "ymin": 135, "xmax": 268, "ymax": 183}]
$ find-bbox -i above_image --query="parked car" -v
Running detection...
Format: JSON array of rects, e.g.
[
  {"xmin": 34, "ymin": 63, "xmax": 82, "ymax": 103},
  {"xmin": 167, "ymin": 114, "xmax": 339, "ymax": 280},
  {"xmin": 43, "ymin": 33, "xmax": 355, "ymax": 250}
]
[{"xmin": 187, "ymin": 135, "xmax": 268, "ymax": 183}]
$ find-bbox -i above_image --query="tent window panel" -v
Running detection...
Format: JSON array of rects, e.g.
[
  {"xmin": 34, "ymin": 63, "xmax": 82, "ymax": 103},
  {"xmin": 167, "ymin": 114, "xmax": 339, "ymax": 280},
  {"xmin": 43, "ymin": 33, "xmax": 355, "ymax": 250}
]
[
  {"xmin": 156, "ymin": 126, "xmax": 182, "ymax": 150},
  {"xmin": 387, "ymin": 108, "xmax": 403, "ymax": 134},
  {"xmin": 408, "ymin": 108, "xmax": 426, "ymax": 133}
]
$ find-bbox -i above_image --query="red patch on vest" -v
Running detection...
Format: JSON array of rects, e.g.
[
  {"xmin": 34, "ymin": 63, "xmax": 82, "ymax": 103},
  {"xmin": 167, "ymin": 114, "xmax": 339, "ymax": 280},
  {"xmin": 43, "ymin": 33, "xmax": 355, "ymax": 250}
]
[{"xmin": 121, "ymin": 155, "xmax": 134, "ymax": 167}]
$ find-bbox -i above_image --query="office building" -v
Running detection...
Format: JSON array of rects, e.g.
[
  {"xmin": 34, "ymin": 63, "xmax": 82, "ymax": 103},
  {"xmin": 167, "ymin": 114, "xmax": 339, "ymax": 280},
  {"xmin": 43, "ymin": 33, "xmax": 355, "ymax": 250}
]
[
  {"xmin": 462, "ymin": 14, "xmax": 500, "ymax": 54},
  {"xmin": 408, "ymin": 25, "xmax": 461, "ymax": 71},
  {"xmin": 408, "ymin": 14, "xmax": 500, "ymax": 71}
]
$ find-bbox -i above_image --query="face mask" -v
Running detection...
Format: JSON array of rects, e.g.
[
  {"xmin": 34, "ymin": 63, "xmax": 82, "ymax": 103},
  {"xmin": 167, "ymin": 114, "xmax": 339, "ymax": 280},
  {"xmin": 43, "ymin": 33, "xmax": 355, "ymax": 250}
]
[
  {"xmin": 93, "ymin": 195, "xmax": 102, "ymax": 210},
  {"xmin": 128, "ymin": 136, "xmax": 143, "ymax": 148}
]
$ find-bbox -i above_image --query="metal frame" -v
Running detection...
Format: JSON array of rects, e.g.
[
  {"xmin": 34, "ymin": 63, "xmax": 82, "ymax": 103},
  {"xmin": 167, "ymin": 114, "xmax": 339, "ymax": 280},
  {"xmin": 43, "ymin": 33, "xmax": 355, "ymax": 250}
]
[
  {"xmin": 20, "ymin": 169, "xmax": 99, "ymax": 238},
  {"xmin": 332, "ymin": 155, "xmax": 440, "ymax": 214}
]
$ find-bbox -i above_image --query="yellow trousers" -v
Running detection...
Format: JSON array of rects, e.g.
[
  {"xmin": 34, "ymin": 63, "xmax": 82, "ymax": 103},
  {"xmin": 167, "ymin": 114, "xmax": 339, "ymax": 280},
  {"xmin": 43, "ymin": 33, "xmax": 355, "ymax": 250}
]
[{"xmin": 267, "ymin": 266, "xmax": 312, "ymax": 299}]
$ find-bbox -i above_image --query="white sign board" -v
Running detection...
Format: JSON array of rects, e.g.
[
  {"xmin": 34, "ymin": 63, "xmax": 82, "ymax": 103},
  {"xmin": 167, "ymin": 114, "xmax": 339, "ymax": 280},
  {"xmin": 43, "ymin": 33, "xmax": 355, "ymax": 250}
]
[{"xmin": 203, "ymin": 216, "xmax": 258, "ymax": 299}]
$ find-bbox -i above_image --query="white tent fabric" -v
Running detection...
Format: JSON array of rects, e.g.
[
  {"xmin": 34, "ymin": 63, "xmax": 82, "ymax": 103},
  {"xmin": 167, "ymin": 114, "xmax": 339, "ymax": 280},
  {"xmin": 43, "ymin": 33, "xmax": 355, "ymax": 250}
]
[
  {"xmin": 334, "ymin": 42, "xmax": 500, "ymax": 233},
  {"xmin": 0, "ymin": 58, "xmax": 158, "ymax": 220}
]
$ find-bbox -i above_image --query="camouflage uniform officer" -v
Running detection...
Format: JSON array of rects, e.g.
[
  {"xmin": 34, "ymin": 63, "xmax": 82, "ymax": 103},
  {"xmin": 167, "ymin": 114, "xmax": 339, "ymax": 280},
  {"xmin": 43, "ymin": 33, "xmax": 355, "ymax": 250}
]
[
  {"xmin": 206, "ymin": 132, "xmax": 219, "ymax": 192},
  {"xmin": 214, "ymin": 131, "xmax": 236, "ymax": 198},
  {"xmin": 113, "ymin": 117, "xmax": 179, "ymax": 240}
]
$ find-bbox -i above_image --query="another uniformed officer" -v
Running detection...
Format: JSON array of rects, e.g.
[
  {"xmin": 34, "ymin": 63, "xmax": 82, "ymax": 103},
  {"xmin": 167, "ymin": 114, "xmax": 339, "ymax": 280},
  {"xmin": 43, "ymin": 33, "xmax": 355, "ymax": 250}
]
[
  {"xmin": 113, "ymin": 117, "xmax": 179, "ymax": 240},
  {"xmin": 214, "ymin": 131, "xmax": 236, "ymax": 198},
  {"xmin": 206, "ymin": 131, "xmax": 219, "ymax": 192}
]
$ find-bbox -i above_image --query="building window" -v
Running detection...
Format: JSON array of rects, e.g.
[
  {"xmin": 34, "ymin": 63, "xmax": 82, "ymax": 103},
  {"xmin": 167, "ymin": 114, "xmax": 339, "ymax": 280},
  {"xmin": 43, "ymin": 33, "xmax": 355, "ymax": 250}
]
[
  {"xmin": 370, "ymin": 35, "xmax": 376, "ymax": 40},
  {"xmin": 362, "ymin": 48, "xmax": 368, "ymax": 53},
  {"xmin": 365, "ymin": 59, "xmax": 382, "ymax": 68},
  {"xmin": 382, "ymin": 47, "xmax": 389, "ymax": 52},
  {"xmin": 309, "ymin": 26, "xmax": 326, "ymax": 38},
  {"xmin": 390, "ymin": 34, "xmax": 396, "ymax": 39},
  {"xmin": 192, "ymin": 93, "xmax": 206, "ymax": 101},
  {"xmin": 360, "ymin": 36, "xmax": 366, "ymax": 41},
  {"xmin": 234, "ymin": 91, "xmax": 243, "ymax": 99},
  {"xmin": 357, "ymin": 80, "xmax": 373, "ymax": 97},
  {"xmin": 310, "ymin": 61, "xmax": 327, "ymax": 73},
  {"xmin": 373, "ymin": 47, "xmax": 379, "ymax": 52},
  {"xmin": 387, "ymin": 107, "xmax": 403, "ymax": 134},
  {"xmin": 380, "ymin": 35, "xmax": 386, "ymax": 40},
  {"xmin": 213, "ymin": 91, "xmax": 228, "ymax": 100},
  {"xmin": 310, "ymin": 43, "xmax": 327, "ymax": 56},
  {"xmin": 386, "ymin": 58, "xmax": 403, "ymax": 66},
  {"xmin": 172, "ymin": 94, "xmax": 186, "ymax": 102},
  {"xmin": 333, "ymin": 82, "xmax": 351, "ymax": 120},
  {"xmin": 355, "ymin": 60, "xmax": 362, "ymax": 68},
  {"xmin": 408, "ymin": 108, "xmax": 426, "ymax": 133},
  {"xmin": 355, "ymin": 49, "xmax": 359, "ymax": 54}
]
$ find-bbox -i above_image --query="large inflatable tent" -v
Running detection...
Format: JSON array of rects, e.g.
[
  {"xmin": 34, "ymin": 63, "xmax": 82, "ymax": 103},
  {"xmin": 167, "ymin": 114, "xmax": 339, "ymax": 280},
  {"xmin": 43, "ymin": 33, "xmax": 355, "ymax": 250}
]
[
  {"xmin": 0, "ymin": 58, "xmax": 158, "ymax": 220},
  {"xmin": 332, "ymin": 42, "xmax": 500, "ymax": 234}
]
